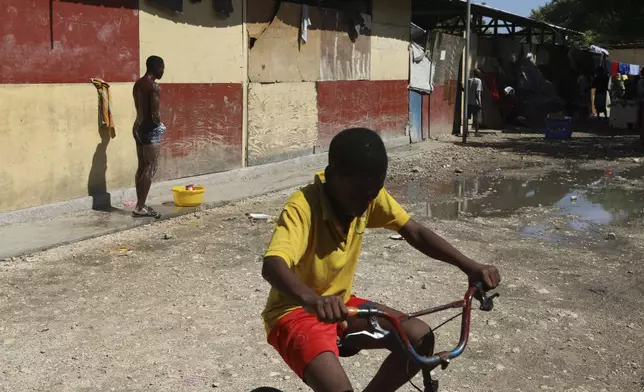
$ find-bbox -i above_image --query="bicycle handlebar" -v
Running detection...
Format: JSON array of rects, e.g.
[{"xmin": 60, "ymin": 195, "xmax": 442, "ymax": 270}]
[{"xmin": 346, "ymin": 283, "xmax": 499, "ymax": 369}]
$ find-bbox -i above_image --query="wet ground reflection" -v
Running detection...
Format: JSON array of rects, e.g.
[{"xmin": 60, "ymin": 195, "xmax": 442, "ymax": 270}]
[{"xmin": 390, "ymin": 166, "xmax": 644, "ymax": 237}]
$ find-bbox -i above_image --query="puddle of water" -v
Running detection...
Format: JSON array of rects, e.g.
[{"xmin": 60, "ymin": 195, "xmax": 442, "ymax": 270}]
[
  {"xmin": 391, "ymin": 165, "xmax": 644, "ymax": 231},
  {"xmin": 519, "ymin": 224, "xmax": 565, "ymax": 242}
]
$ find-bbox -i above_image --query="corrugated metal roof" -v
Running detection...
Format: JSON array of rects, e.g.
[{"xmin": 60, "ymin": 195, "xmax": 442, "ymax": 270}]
[
  {"xmin": 414, "ymin": 0, "xmax": 581, "ymax": 35},
  {"xmin": 602, "ymin": 40, "xmax": 644, "ymax": 50}
]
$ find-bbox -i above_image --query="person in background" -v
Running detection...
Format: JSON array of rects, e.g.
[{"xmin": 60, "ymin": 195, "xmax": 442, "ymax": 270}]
[
  {"xmin": 467, "ymin": 69, "xmax": 484, "ymax": 136},
  {"xmin": 132, "ymin": 55, "xmax": 166, "ymax": 219},
  {"xmin": 500, "ymin": 85, "xmax": 517, "ymax": 125},
  {"xmin": 592, "ymin": 66, "xmax": 610, "ymax": 121},
  {"xmin": 576, "ymin": 73, "xmax": 592, "ymax": 119},
  {"xmin": 611, "ymin": 74, "xmax": 626, "ymax": 101}
]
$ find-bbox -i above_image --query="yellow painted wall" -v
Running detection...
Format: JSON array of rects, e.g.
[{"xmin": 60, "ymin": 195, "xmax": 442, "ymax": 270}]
[
  {"xmin": 139, "ymin": 0, "xmax": 245, "ymax": 83},
  {"xmin": 0, "ymin": 84, "xmax": 137, "ymax": 212},
  {"xmin": 247, "ymin": 82, "xmax": 318, "ymax": 166},
  {"xmin": 248, "ymin": 1, "xmax": 321, "ymax": 83},
  {"xmin": 370, "ymin": 0, "xmax": 411, "ymax": 80}
]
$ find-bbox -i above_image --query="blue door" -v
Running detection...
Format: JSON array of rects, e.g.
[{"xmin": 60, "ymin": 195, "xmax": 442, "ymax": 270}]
[{"xmin": 409, "ymin": 90, "xmax": 423, "ymax": 143}]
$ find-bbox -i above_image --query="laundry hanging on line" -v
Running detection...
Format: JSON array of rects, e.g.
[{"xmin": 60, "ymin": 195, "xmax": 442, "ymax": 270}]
[
  {"xmin": 301, "ymin": 5, "xmax": 312, "ymax": 43},
  {"xmin": 611, "ymin": 61, "xmax": 619, "ymax": 77},
  {"xmin": 629, "ymin": 64, "xmax": 641, "ymax": 76}
]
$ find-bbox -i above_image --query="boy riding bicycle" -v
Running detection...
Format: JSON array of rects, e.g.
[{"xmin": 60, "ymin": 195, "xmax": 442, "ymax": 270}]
[{"xmin": 261, "ymin": 128, "xmax": 501, "ymax": 392}]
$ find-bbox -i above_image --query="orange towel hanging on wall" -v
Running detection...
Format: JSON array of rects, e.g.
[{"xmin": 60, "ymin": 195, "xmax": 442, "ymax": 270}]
[{"xmin": 90, "ymin": 78, "xmax": 116, "ymax": 139}]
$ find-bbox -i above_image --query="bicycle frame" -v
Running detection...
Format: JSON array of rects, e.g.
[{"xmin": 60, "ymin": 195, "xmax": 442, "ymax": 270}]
[{"xmin": 346, "ymin": 283, "xmax": 498, "ymax": 369}]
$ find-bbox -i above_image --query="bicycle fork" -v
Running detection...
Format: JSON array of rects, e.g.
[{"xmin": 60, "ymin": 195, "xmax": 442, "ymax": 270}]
[{"xmin": 346, "ymin": 316, "xmax": 440, "ymax": 392}]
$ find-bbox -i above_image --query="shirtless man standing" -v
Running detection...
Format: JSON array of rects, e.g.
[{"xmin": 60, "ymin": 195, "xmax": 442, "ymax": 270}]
[{"xmin": 132, "ymin": 55, "xmax": 166, "ymax": 218}]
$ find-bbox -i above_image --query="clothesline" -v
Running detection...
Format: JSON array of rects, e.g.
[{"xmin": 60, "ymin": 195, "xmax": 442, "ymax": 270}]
[{"xmin": 605, "ymin": 60, "xmax": 642, "ymax": 77}]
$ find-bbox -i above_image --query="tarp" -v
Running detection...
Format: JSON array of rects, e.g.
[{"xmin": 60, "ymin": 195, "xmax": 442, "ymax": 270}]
[
  {"xmin": 588, "ymin": 45, "xmax": 610, "ymax": 56},
  {"xmin": 409, "ymin": 42, "xmax": 435, "ymax": 93},
  {"xmin": 516, "ymin": 54, "xmax": 565, "ymax": 126}
]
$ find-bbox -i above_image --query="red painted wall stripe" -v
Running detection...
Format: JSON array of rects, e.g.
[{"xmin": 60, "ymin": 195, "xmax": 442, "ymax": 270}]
[
  {"xmin": 156, "ymin": 83, "xmax": 243, "ymax": 181},
  {"xmin": 428, "ymin": 84, "xmax": 458, "ymax": 137},
  {"xmin": 317, "ymin": 80, "xmax": 408, "ymax": 147},
  {"xmin": 0, "ymin": 0, "xmax": 139, "ymax": 84}
]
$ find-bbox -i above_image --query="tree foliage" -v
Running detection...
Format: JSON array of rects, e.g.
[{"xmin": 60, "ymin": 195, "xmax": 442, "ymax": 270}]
[{"xmin": 530, "ymin": 0, "xmax": 644, "ymax": 45}]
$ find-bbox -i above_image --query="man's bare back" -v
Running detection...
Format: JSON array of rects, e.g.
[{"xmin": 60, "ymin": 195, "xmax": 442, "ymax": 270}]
[{"xmin": 133, "ymin": 76, "xmax": 161, "ymax": 132}]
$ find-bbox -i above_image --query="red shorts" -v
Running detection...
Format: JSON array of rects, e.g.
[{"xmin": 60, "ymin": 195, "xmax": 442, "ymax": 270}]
[{"xmin": 267, "ymin": 295, "xmax": 372, "ymax": 380}]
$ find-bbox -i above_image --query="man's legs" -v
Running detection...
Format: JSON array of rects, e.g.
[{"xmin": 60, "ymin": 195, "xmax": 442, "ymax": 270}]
[
  {"xmin": 468, "ymin": 105, "xmax": 481, "ymax": 136},
  {"xmin": 473, "ymin": 107, "xmax": 481, "ymax": 135},
  {"xmin": 341, "ymin": 302, "xmax": 435, "ymax": 392},
  {"xmin": 640, "ymin": 101, "xmax": 644, "ymax": 145},
  {"xmin": 133, "ymin": 142, "xmax": 161, "ymax": 218},
  {"xmin": 135, "ymin": 143, "xmax": 144, "ymax": 203}
]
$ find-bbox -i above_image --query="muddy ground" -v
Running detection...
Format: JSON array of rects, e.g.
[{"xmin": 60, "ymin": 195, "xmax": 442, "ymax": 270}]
[{"xmin": 1, "ymin": 132, "xmax": 644, "ymax": 392}]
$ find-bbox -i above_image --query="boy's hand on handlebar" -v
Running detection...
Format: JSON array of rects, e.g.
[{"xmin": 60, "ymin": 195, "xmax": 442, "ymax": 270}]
[
  {"xmin": 303, "ymin": 295, "xmax": 349, "ymax": 324},
  {"xmin": 468, "ymin": 264, "xmax": 501, "ymax": 290}
]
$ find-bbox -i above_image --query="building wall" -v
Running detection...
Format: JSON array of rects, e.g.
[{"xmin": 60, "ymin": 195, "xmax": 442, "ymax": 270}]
[
  {"xmin": 156, "ymin": 83, "xmax": 243, "ymax": 181},
  {"xmin": 428, "ymin": 84, "xmax": 458, "ymax": 137},
  {"xmin": 0, "ymin": 0, "xmax": 140, "ymax": 84},
  {"xmin": 0, "ymin": 0, "xmax": 139, "ymax": 212},
  {"xmin": 0, "ymin": 0, "xmax": 412, "ymax": 213},
  {"xmin": 140, "ymin": 0, "xmax": 244, "ymax": 180},
  {"xmin": 322, "ymin": 0, "xmax": 410, "ymax": 145},
  {"xmin": 317, "ymin": 80, "xmax": 408, "ymax": 148},
  {"xmin": 427, "ymin": 32, "xmax": 466, "ymax": 138},
  {"xmin": 247, "ymin": 82, "xmax": 318, "ymax": 166},
  {"xmin": 370, "ymin": 0, "xmax": 410, "ymax": 81},
  {"xmin": 609, "ymin": 48, "xmax": 644, "ymax": 66},
  {"xmin": 0, "ymin": 0, "xmax": 244, "ymax": 212},
  {"xmin": 0, "ymin": 83, "xmax": 136, "ymax": 212},
  {"xmin": 246, "ymin": 0, "xmax": 411, "ymax": 163},
  {"xmin": 139, "ymin": 0, "xmax": 244, "ymax": 83}
]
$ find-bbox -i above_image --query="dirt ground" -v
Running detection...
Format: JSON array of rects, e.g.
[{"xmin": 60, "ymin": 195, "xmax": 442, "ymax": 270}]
[{"xmin": 2, "ymin": 132, "xmax": 644, "ymax": 392}]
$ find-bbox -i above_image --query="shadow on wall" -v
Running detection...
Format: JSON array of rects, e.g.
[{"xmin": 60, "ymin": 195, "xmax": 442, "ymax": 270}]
[
  {"xmin": 60, "ymin": 0, "xmax": 240, "ymax": 27},
  {"xmin": 87, "ymin": 126, "xmax": 113, "ymax": 211},
  {"xmin": 247, "ymin": 0, "xmax": 374, "ymax": 40},
  {"xmin": 61, "ymin": 0, "xmax": 402, "ymax": 37}
]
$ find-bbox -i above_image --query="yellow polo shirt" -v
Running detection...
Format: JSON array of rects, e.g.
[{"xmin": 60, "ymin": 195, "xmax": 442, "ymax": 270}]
[{"xmin": 261, "ymin": 171, "xmax": 411, "ymax": 335}]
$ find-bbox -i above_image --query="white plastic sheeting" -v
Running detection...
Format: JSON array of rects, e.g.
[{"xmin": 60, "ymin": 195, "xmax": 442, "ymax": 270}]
[{"xmin": 409, "ymin": 42, "xmax": 435, "ymax": 93}]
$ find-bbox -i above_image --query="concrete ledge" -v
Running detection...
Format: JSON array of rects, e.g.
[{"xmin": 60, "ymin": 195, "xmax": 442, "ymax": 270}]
[
  {"xmin": 0, "ymin": 152, "xmax": 328, "ymax": 227},
  {"xmin": 383, "ymin": 135, "xmax": 413, "ymax": 149}
]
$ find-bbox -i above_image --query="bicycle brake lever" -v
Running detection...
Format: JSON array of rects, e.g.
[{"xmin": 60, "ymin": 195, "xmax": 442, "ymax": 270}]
[{"xmin": 479, "ymin": 292, "xmax": 499, "ymax": 312}]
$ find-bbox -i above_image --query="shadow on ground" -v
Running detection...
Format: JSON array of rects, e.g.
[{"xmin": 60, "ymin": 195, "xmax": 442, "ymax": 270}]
[
  {"xmin": 459, "ymin": 130, "xmax": 644, "ymax": 161},
  {"xmin": 250, "ymin": 388, "xmax": 284, "ymax": 392}
]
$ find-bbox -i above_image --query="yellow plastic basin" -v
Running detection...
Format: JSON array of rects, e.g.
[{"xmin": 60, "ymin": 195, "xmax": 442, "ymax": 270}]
[{"xmin": 172, "ymin": 185, "xmax": 206, "ymax": 207}]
